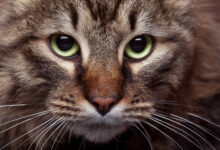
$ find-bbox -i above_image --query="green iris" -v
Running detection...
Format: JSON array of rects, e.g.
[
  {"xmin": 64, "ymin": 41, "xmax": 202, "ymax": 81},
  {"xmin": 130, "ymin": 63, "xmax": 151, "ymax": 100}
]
[
  {"xmin": 125, "ymin": 35, "xmax": 153, "ymax": 59},
  {"xmin": 50, "ymin": 35, "xmax": 80, "ymax": 58}
]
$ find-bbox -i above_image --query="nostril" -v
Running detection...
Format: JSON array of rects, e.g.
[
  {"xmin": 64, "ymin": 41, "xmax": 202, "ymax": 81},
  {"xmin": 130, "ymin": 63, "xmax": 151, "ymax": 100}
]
[
  {"xmin": 92, "ymin": 101, "xmax": 100, "ymax": 110},
  {"xmin": 109, "ymin": 101, "xmax": 116, "ymax": 109},
  {"xmin": 91, "ymin": 97, "xmax": 117, "ymax": 116}
]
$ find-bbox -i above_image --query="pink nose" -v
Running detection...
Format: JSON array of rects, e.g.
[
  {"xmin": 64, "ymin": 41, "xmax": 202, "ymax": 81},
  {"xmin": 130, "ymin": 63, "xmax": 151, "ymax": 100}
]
[{"xmin": 91, "ymin": 97, "xmax": 117, "ymax": 116}]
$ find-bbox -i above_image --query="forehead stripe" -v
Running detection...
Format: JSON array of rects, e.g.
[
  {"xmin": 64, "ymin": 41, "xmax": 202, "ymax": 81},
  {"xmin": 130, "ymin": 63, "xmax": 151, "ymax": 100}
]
[
  {"xmin": 70, "ymin": 5, "xmax": 78, "ymax": 29},
  {"xmin": 85, "ymin": 0, "xmax": 98, "ymax": 21},
  {"xmin": 110, "ymin": 0, "xmax": 123, "ymax": 20},
  {"xmin": 129, "ymin": 11, "xmax": 137, "ymax": 30},
  {"xmin": 85, "ymin": 0, "xmax": 124, "ymax": 21}
]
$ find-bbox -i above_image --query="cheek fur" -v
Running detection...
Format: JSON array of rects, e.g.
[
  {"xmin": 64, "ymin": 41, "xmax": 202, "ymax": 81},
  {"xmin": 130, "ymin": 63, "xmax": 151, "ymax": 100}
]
[
  {"xmin": 31, "ymin": 40, "xmax": 77, "ymax": 77},
  {"xmin": 0, "ymin": 72, "xmax": 14, "ymax": 99},
  {"xmin": 129, "ymin": 43, "xmax": 174, "ymax": 76}
]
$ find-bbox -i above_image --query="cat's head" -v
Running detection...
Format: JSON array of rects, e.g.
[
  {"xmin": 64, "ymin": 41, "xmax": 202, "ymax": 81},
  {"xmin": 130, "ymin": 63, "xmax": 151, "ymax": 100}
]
[{"xmin": 0, "ymin": 0, "xmax": 219, "ymax": 145}]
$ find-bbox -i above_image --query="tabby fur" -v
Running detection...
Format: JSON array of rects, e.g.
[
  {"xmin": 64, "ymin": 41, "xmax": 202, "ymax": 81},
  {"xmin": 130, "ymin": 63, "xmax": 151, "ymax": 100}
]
[{"xmin": 0, "ymin": 0, "xmax": 219, "ymax": 150}]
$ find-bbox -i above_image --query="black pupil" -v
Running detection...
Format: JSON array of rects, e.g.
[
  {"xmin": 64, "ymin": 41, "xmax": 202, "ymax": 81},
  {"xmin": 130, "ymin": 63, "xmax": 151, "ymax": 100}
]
[
  {"xmin": 129, "ymin": 35, "xmax": 147, "ymax": 53},
  {"xmin": 56, "ymin": 35, "xmax": 74, "ymax": 51}
]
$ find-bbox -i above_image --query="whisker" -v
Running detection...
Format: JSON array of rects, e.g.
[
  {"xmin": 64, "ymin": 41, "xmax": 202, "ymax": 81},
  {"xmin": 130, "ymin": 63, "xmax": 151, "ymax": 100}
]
[
  {"xmin": 0, "ymin": 108, "xmax": 45, "ymax": 122},
  {"xmin": 0, "ymin": 103, "xmax": 48, "ymax": 108},
  {"xmin": 27, "ymin": 118, "xmax": 59, "ymax": 150},
  {"xmin": 0, "ymin": 111, "xmax": 49, "ymax": 134},
  {"xmin": 0, "ymin": 116, "xmax": 52, "ymax": 150},
  {"xmin": 79, "ymin": 137, "xmax": 85, "ymax": 150},
  {"xmin": 170, "ymin": 114, "xmax": 220, "ymax": 141},
  {"xmin": 16, "ymin": 118, "xmax": 54, "ymax": 149},
  {"xmin": 55, "ymin": 123, "xmax": 70, "ymax": 150},
  {"xmin": 138, "ymin": 99, "xmax": 200, "ymax": 110},
  {"xmin": 110, "ymin": 131, "xmax": 121, "ymax": 143},
  {"xmin": 41, "ymin": 118, "xmax": 65, "ymax": 149},
  {"xmin": 125, "ymin": 119, "xmax": 147, "ymax": 140},
  {"xmin": 35, "ymin": 118, "xmax": 64, "ymax": 150},
  {"xmin": 154, "ymin": 113, "xmax": 215, "ymax": 149},
  {"xmin": 50, "ymin": 123, "xmax": 68, "ymax": 150},
  {"xmin": 135, "ymin": 120, "xmax": 153, "ymax": 150},
  {"xmin": 142, "ymin": 120, "xmax": 183, "ymax": 150},
  {"xmin": 188, "ymin": 113, "xmax": 220, "ymax": 128},
  {"xmin": 68, "ymin": 125, "xmax": 75, "ymax": 144},
  {"xmin": 0, "ymin": 111, "xmax": 49, "ymax": 127},
  {"xmin": 150, "ymin": 116, "xmax": 204, "ymax": 150},
  {"xmin": 17, "ymin": 118, "xmax": 56, "ymax": 150},
  {"xmin": 132, "ymin": 123, "xmax": 152, "ymax": 150}
]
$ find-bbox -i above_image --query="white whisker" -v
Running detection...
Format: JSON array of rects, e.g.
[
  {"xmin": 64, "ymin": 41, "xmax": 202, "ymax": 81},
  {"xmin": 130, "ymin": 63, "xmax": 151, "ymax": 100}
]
[
  {"xmin": 54, "ymin": 123, "xmax": 69, "ymax": 150},
  {"xmin": 142, "ymin": 120, "xmax": 183, "ymax": 150},
  {"xmin": 50, "ymin": 123, "xmax": 67, "ymax": 150},
  {"xmin": 150, "ymin": 116, "xmax": 204, "ymax": 150},
  {"xmin": 39, "ymin": 120, "xmax": 65, "ymax": 150},
  {"xmin": 188, "ymin": 113, "xmax": 220, "ymax": 128},
  {"xmin": 135, "ymin": 120, "xmax": 153, "ymax": 150},
  {"xmin": 0, "ymin": 111, "xmax": 49, "ymax": 134},
  {"xmin": 0, "ymin": 116, "xmax": 52, "ymax": 150},
  {"xmin": 125, "ymin": 119, "xmax": 151, "ymax": 147},
  {"xmin": 0, "ymin": 108, "xmax": 45, "ymax": 121},
  {"xmin": 0, "ymin": 103, "xmax": 47, "ymax": 108},
  {"xmin": 79, "ymin": 137, "xmax": 85, "ymax": 150},
  {"xmin": 170, "ymin": 114, "xmax": 220, "ymax": 142},
  {"xmin": 133, "ymin": 123, "xmax": 151, "ymax": 149},
  {"xmin": 21, "ymin": 119, "xmax": 55, "ymax": 150},
  {"xmin": 36, "ymin": 118, "xmax": 64, "ymax": 150},
  {"xmin": 154, "ymin": 113, "xmax": 217, "ymax": 149},
  {"xmin": 27, "ymin": 118, "xmax": 58, "ymax": 150},
  {"xmin": 0, "ymin": 111, "xmax": 48, "ymax": 127},
  {"xmin": 68, "ymin": 125, "xmax": 75, "ymax": 143}
]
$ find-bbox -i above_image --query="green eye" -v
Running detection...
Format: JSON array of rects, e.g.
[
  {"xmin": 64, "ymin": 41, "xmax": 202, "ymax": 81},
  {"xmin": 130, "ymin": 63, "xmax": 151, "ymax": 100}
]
[
  {"xmin": 50, "ymin": 34, "xmax": 80, "ymax": 58},
  {"xmin": 125, "ymin": 35, "xmax": 153, "ymax": 59}
]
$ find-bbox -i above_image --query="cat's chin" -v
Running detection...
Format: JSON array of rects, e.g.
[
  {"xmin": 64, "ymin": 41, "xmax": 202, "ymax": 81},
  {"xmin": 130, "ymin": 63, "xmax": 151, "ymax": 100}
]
[{"xmin": 71, "ymin": 123, "xmax": 128, "ymax": 143}]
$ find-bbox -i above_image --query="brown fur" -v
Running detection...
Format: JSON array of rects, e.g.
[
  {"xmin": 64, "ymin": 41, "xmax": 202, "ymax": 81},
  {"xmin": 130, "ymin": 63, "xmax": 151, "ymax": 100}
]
[{"xmin": 0, "ymin": 0, "xmax": 219, "ymax": 150}]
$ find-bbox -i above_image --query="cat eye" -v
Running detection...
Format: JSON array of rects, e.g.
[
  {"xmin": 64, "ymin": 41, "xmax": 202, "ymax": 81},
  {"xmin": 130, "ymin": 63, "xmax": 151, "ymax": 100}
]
[
  {"xmin": 50, "ymin": 34, "xmax": 80, "ymax": 58},
  {"xmin": 125, "ymin": 35, "xmax": 153, "ymax": 60}
]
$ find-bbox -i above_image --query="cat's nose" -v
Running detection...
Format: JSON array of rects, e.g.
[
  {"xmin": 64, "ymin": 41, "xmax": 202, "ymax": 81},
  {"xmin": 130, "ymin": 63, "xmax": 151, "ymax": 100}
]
[{"xmin": 91, "ymin": 97, "xmax": 117, "ymax": 116}]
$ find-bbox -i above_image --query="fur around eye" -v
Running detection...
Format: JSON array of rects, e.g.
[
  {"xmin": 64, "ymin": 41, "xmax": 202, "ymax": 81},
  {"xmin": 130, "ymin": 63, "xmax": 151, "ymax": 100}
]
[
  {"xmin": 50, "ymin": 34, "xmax": 80, "ymax": 58},
  {"xmin": 125, "ymin": 35, "xmax": 153, "ymax": 60}
]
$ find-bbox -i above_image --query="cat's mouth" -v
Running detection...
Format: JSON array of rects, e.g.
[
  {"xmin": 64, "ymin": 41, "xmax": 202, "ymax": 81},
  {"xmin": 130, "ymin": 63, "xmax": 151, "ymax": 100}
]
[
  {"xmin": 49, "ymin": 97, "xmax": 154, "ymax": 143},
  {"xmin": 69, "ymin": 118, "xmax": 129, "ymax": 143},
  {"xmin": 62, "ymin": 112, "xmax": 130, "ymax": 143}
]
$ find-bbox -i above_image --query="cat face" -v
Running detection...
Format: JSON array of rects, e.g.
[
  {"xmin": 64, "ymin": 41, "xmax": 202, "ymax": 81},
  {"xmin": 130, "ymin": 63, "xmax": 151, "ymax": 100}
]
[
  {"xmin": 0, "ymin": 0, "xmax": 193, "ymax": 143},
  {"xmin": 0, "ymin": 0, "xmax": 219, "ymax": 148},
  {"xmin": 43, "ymin": 0, "xmax": 192, "ymax": 142}
]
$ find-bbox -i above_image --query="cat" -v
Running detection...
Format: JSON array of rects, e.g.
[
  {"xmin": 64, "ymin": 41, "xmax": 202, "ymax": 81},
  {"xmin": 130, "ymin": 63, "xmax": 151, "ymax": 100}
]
[{"xmin": 0, "ymin": 0, "xmax": 219, "ymax": 150}]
